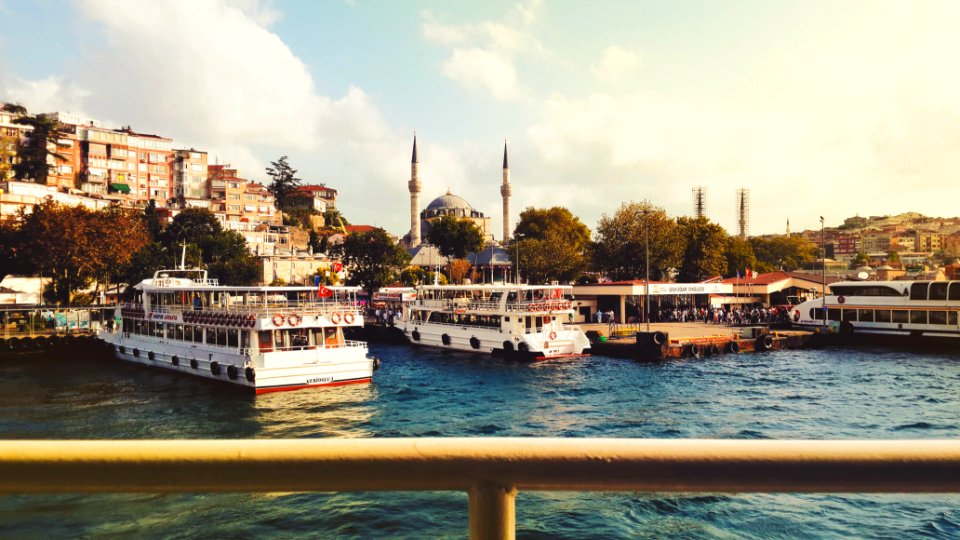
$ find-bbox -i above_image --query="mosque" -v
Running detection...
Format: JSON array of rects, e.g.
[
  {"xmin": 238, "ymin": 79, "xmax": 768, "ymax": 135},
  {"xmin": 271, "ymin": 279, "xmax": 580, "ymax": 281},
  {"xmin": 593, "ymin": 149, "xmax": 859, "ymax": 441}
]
[{"xmin": 402, "ymin": 135, "xmax": 512, "ymax": 251}]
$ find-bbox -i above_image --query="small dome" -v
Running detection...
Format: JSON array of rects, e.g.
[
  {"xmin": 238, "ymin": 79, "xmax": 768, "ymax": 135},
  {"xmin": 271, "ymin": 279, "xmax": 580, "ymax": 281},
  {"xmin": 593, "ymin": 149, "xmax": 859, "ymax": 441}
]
[
  {"xmin": 426, "ymin": 190, "xmax": 473, "ymax": 212},
  {"xmin": 876, "ymin": 265, "xmax": 894, "ymax": 270}
]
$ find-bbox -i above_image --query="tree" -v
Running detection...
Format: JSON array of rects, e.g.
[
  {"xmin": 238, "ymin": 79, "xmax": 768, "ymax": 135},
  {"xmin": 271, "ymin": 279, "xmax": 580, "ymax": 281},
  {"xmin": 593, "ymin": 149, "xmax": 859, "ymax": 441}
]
[
  {"xmin": 162, "ymin": 207, "xmax": 222, "ymax": 245},
  {"xmin": 12, "ymin": 113, "xmax": 70, "ymax": 183},
  {"xmin": 399, "ymin": 266, "xmax": 425, "ymax": 286},
  {"xmin": 593, "ymin": 201, "xmax": 680, "ymax": 281},
  {"xmin": 427, "ymin": 216, "xmax": 485, "ymax": 260},
  {"xmin": 675, "ymin": 216, "xmax": 729, "ymax": 282},
  {"xmin": 337, "ymin": 229, "xmax": 411, "ymax": 295},
  {"xmin": 511, "ymin": 207, "xmax": 591, "ymax": 283},
  {"xmin": 266, "ymin": 156, "xmax": 301, "ymax": 211},
  {"xmin": 886, "ymin": 250, "xmax": 901, "ymax": 264},
  {"xmin": 724, "ymin": 236, "xmax": 757, "ymax": 278},
  {"xmin": 849, "ymin": 251, "xmax": 869, "ymax": 269},
  {"xmin": 447, "ymin": 259, "xmax": 472, "ymax": 284},
  {"xmin": 749, "ymin": 236, "xmax": 817, "ymax": 272},
  {"xmin": 89, "ymin": 207, "xmax": 150, "ymax": 299}
]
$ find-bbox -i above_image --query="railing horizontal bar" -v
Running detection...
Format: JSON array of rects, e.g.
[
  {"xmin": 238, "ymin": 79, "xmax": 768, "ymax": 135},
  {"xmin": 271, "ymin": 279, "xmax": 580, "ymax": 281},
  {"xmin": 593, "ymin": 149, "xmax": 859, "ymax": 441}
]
[{"xmin": 2, "ymin": 438, "xmax": 960, "ymax": 494}]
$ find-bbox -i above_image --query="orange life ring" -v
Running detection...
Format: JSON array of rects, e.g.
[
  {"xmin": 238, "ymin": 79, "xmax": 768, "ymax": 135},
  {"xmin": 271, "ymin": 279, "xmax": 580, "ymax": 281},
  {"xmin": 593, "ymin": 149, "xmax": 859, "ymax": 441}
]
[
  {"xmin": 287, "ymin": 313, "xmax": 301, "ymax": 326},
  {"xmin": 272, "ymin": 313, "xmax": 285, "ymax": 327},
  {"xmin": 331, "ymin": 312, "xmax": 342, "ymax": 324},
  {"xmin": 549, "ymin": 331, "xmax": 557, "ymax": 340},
  {"xmin": 344, "ymin": 313, "xmax": 355, "ymax": 324}
]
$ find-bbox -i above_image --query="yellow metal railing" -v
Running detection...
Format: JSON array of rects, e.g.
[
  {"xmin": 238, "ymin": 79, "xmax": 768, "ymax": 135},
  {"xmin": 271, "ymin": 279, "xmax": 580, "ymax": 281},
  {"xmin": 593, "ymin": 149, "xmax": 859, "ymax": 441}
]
[{"xmin": 2, "ymin": 438, "xmax": 960, "ymax": 539}]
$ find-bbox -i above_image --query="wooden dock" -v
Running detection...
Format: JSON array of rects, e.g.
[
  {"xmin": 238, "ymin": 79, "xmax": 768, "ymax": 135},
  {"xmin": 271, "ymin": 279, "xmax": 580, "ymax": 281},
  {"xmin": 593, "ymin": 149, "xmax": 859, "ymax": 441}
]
[
  {"xmin": 1, "ymin": 306, "xmax": 113, "ymax": 354},
  {"xmin": 583, "ymin": 322, "xmax": 815, "ymax": 360}
]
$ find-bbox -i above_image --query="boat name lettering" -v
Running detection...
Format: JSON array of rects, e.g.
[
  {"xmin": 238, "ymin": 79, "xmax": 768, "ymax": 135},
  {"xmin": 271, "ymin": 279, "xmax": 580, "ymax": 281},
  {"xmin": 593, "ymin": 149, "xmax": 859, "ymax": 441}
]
[
  {"xmin": 306, "ymin": 377, "xmax": 333, "ymax": 385},
  {"xmin": 149, "ymin": 313, "xmax": 179, "ymax": 321}
]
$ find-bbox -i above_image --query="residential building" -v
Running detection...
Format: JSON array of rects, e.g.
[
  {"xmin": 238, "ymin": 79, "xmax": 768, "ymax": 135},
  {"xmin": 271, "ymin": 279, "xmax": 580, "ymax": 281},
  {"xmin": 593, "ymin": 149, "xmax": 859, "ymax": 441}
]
[
  {"xmin": 0, "ymin": 105, "xmax": 29, "ymax": 180},
  {"xmin": 173, "ymin": 149, "xmax": 208, "ymax": 203},
  {"xmin": 915, "ymin": 230, "xmax": 943, "ymax": 252},
  {"xmin": 833, "ymin": 234, "xmax": 861, "ymax": 260},
  {"xmin": 861, "ymin": 229, "xmax": 891, "ymax": 254},
  {"xmin": 287, "ymin": 185, "xmax": 329, "ymax": 213}
]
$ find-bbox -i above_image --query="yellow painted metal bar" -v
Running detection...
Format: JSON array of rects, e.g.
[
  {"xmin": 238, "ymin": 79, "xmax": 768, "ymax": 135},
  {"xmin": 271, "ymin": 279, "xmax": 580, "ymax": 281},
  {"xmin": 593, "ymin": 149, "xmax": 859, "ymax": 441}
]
[
  {"xmin": 469, "ymin": 484, "xmax": 516, "ymax": 540},
  {"xmin": 2, "ymin": 438, "xmax": 960, "ymax": 494}
]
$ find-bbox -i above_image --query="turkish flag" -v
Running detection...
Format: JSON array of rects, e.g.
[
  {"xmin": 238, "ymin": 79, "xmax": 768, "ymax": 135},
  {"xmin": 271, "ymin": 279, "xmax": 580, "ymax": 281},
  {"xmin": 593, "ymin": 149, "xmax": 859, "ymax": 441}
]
[
  {"xmin": 553, "ymin": 288, "xmax": 562, "ymax": 299},
  {"xmin": 332, "ymin": 261, "xmax": 343, "ymax": 273},
  {"xmin": 318, "ymin": 285, "xmax": 333, "ymax": 298}
]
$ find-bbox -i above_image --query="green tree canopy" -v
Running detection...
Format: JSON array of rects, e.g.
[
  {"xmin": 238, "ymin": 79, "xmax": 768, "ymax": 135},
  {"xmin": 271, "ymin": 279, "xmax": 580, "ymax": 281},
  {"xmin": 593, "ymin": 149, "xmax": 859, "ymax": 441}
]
[
  {"xmin": 593, "ymin": 201, "xmax": 679, "ymax": 281},
  {"xmin": 849, "ymin": 251, "xmax": 870, "ymax": 269},
  {"xmin": 427, "ymin": 216, "xmax": 485, "ymax": 259},
  {"xmin": 337, "ymin": 229, "xmax": 411, "ymax": 295},
  {"xmin": 675, "ymin": 216, "xmax": 729, "ymax": 282},
  {"xmin": 749, "ymin": 235, "xmax": 817, "ymax": 272},
  {"xmin": 266, "ymin": 156, "xmax": 302, "ymax": 211},
  {"xmin": 724, "ymin": 236, "xmax": 758, "ymax": 277},
  {"xmin": 12, "ymin": 113, "xmax": 69, "ymax": 183},
  {"xmin": 510, "ymin": 207, "xmax": 591, "ymax": 284}
]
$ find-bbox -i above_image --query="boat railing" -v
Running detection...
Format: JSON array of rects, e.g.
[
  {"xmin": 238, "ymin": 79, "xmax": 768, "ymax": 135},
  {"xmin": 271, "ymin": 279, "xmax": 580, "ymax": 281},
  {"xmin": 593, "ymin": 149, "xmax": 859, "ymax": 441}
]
[
  {"xmin": 253, "ymin": 340, "xmax": 366, "ymax": 353},
  {"xmin": 3, "ymin": 438, "xmax": 959, "ymax": 539},
  {"xmin": 143, "ymin": 303, "xmax": 363, "ymax": 317}
]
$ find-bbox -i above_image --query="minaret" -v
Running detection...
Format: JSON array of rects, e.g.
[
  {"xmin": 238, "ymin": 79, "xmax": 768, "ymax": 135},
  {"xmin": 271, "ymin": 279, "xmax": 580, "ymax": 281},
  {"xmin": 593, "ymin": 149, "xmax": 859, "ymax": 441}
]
[
  {"xmin": 409, "ymin": 133, "xmax": 421, "ymax": 247},
  {"xmin": 500, "ymin": 140, "xmax": 512, "ymax": 243},
  {"xmin": 786, "ymin": 218, "xmax": 791, "ymax": 237}
]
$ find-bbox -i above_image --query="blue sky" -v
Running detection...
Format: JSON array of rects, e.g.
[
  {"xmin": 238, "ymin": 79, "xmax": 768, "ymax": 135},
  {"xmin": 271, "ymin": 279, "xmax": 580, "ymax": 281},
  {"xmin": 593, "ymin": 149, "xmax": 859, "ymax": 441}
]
[{"xmin": 3, "ymin": 0, "xmax": 960, "ymax": 239}]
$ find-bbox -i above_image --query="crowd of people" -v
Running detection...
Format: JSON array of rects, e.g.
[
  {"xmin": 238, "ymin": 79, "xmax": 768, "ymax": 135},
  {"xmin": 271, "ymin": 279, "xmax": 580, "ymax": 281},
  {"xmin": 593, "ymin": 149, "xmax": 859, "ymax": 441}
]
[{"xmin": 650, "ymin": 306, "xmax": 790, "ymax": 325}]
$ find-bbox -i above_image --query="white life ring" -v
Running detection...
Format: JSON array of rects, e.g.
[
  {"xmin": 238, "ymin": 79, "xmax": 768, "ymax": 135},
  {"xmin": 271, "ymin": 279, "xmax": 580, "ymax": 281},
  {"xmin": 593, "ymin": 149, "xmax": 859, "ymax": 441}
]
[
  {"xmin": 549, "ymin": 331, "xmax": 557, "ymax": 340},
  {"xmin": 287, "ymin": 313, "xmax": 301, "ymax": 326},
  {"xmin": 272, "ymin": 313, "xmax": 285, "ymax": 327},
  {"xmin": 331, "ymin": 312, "xmax": 342, "ymax": 324},
  {"xmin": 344, "ymin": 313, "xmax": 355, "ymax": 324}
]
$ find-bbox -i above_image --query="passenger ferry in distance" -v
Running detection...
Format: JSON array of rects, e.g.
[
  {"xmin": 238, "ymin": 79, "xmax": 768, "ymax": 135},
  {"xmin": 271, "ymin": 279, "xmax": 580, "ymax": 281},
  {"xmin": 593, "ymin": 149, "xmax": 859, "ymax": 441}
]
[
  {"xmin": 792, "ymin": 280, "xmax": 960, "ymax": 339},
  {"xmin": 399, "ymin": 284, "xmax": 591, "ymax": 359},
  {"xmin": 97, "ymin": 268, "xmax": 377, "ymax": 394}
]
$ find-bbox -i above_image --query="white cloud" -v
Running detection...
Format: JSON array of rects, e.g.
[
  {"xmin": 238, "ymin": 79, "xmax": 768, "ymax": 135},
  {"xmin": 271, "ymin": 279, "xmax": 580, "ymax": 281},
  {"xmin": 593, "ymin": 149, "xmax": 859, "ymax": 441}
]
[
  {"xmin": 421, "ymin": 1, "xmax": 543, "ymax": 101},
  {"xmin": 591, "ymin": 46, "xmax": 641, "ymax": 82},
  {"xmin": 0, "ymin": 74, "xmax": 89, "ymax": 114},
  {"xmin": 442, "ymin": 48, "xmax": 524, "ymax": 101}
]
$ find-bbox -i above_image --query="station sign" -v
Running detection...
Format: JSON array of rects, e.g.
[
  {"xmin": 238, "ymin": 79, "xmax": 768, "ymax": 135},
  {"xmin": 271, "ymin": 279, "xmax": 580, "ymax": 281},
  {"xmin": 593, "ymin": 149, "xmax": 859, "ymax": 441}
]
[{"xmin": 647, "ymin": 283, "xmax": 732, "ymax": 295}]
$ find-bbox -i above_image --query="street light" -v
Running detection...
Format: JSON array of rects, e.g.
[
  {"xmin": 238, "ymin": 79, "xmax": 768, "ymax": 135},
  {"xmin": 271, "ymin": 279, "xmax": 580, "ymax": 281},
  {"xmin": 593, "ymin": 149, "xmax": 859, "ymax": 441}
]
[
  {"xmin": 644, "ymin": 209, "xmax": 650, "ymax": 331},
  {"xmin": 820, "ymin": 216, "xmax": 826, "ymax": 329},
  {"xmin": 514, "ymin": 233, "xmax": 524, "ymax": 285}
]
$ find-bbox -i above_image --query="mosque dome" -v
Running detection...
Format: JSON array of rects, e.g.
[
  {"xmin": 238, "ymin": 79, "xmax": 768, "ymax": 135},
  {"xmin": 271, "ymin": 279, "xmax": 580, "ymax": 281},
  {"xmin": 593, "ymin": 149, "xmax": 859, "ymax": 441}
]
[{"xmin": 426, "ymin": 190, "xmax": 473, "ymax": 212}]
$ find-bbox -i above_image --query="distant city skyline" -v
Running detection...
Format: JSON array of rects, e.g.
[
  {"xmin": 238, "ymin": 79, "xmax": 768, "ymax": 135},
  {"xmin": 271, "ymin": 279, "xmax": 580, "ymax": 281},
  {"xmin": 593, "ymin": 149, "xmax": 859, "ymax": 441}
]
[{"xmin": 2, "ymin": 0, "xmax": 960, "ymax": 238}]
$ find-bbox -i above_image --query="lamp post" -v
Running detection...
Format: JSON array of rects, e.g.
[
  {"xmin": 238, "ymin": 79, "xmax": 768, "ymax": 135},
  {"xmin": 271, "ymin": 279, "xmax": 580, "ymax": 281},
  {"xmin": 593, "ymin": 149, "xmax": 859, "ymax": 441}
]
[
  {"xmin": 820, "ymin": 216, "xmax": 826, "ymax": 329},
  {"xmin": 644, "ymin": 209, "xmax": 650, "ymax": 331},
  {"xmin": 514, "ymin": 233, "xmax": 524, "ymax": 285}
]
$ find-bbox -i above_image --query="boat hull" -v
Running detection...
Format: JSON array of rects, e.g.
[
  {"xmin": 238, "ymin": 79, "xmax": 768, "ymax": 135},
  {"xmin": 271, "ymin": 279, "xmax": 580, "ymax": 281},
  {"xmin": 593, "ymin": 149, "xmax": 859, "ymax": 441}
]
[
  {"xmin": 401, "ymin": 323, "xmax": 590, "ymax": 360},
  {"xmin": 98, "ymin": 330, "xmax": 375, "ymax": 393}
]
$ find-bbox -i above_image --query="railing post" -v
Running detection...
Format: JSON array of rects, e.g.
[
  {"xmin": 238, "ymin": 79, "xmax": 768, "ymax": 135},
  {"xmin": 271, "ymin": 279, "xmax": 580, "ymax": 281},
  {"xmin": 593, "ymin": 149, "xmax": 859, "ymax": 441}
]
[{"xmin": 469, "ymin": 483, "xmax": 516, "ymax": 540}]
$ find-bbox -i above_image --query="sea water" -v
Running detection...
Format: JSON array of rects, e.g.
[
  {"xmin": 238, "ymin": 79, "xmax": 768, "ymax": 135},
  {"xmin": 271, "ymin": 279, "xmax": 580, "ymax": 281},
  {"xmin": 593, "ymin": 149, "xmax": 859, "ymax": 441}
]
[{"xmin": 1, "ymin": 342, "xmax": 960, "ymax": 538}]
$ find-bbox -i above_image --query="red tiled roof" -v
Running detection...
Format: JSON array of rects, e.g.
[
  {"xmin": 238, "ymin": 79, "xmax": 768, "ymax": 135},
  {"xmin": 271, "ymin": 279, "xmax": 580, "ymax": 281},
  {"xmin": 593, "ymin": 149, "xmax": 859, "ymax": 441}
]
[
  {"xmin": 297, "ymin": 185, "xmax": 337, "ymax": 194},
  {"xmin": 345, "ymin": 225, "xmax": 377, "ymax": 233},
  {"xmin": 588, "ymin": 280, "xmax": 667, "ymax": 286},
  {"xmin": 720, "ymin": 270, "xmax": 842, "ymax": 285}
]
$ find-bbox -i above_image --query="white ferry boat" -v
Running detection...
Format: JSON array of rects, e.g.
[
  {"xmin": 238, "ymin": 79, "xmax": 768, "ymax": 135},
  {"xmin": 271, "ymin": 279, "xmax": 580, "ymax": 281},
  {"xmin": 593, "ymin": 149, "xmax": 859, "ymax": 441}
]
[
  {"xmin": 97, "ymin": 268, "xmax": 377, "ymax": 394},
  {"xmin": 399, "ymin": 284, "xmax": 591, "ymax": 359},
  {"xmin": 792, "ymin": 280, "xmax": 960, "ymax": 338}
]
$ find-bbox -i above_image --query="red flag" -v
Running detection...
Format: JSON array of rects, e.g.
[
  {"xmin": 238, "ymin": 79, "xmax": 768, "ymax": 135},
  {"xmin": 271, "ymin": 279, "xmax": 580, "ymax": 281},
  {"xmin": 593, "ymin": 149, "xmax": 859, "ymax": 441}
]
[
  {"xmin": 317, "ymin": 285, "xmax": 333, "ymax": 298},
  {"xmin": 553, "ymin": 288, "xmax": 562, "ymax": 299},
  {"xmin": 332, "ymin": 261, "xmax": 343, "ymax": 273}
]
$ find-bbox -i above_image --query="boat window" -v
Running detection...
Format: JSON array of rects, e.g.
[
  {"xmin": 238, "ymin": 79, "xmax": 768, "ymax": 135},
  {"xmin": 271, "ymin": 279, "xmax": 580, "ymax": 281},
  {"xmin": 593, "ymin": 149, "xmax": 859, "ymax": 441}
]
[
  {"xmin": 228, "ymin": 329, "xmax": 239, "ymax": 348},
  {"xmin": 929, "ymin": 311, "xmax": 947, "ymax": 325},
  {"xmin": 950, "ymin": 283, "xmax": 960, "ymax": 301},
  {"xmin": 910, "ymin": 282, "xmax": 930, "ymax": 300},
  {"xmin": 828, "ymin": 308, "xmax": 841, "ymax": 321},
  {"xmin": 809, "ymin": 308, "xmax": 825, "ymax": 320},
  {"xmin": 842, "ymin": 309, "xmax": 858, "ymax": 322},
  {"xmin": 951, "ymin": 312, "xmax": 958, "ymax": 326},
  {"xmin": 831, "ymin": 285, "xmax": 903, "ymax": 297},
  {"xmin": 875, "ymin": 310, "xmax": 891, "ymax": 323},
  {"xmin": 858, "ymin": 309, "xmax": 874, "ymax": 322},
  {"xmin": 892, "ymin": 310, "xmax": 909, "ymax": 324},
  {"xmin": 910, "ymin": 311, "xmax": 927, "ymax": 324},
  {"xmin": 930, "ymin": 282, "xmax": 948, "ymax": 301}
]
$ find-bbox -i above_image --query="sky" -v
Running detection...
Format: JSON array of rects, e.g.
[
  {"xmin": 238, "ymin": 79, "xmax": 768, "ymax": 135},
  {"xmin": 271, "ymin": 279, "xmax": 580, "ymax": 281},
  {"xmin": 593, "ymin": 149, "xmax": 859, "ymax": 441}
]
[{"xmin": 2, "ymin": 0, "xmax": 960, "ymax": 239}]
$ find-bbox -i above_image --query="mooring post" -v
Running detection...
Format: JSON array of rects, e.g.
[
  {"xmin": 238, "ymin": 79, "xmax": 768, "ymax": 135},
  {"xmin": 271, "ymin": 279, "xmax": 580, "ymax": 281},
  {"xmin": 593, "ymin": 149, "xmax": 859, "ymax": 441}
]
[{"xmin": 469, "ymin": 483, "xmax": 517, "ymax": 540}]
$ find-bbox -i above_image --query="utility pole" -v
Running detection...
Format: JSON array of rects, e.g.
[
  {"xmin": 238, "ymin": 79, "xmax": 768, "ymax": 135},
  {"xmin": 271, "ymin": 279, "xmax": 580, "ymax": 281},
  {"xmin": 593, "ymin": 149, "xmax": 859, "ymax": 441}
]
[
  {"xmin": 644, "ymin": 209, "xmax": 650, "ymax": 331},
  {"xmin": 821, "ymin": 216, "xmax": 826, "ymax": 330}
]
